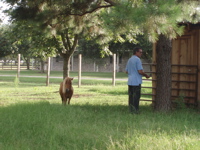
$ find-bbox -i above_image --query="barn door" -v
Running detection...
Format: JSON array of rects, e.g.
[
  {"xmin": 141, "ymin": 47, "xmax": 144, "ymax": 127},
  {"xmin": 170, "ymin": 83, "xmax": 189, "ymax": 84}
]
[{"xmin": 171, "ymin": 32, "xmax": 198, "ymax": 105}]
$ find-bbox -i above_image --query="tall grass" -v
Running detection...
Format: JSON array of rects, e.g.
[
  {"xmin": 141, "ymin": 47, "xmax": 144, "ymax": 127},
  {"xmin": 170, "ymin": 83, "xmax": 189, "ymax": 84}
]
[{"xmin": 0, "ymin": 72, "xmax": 200, "ymax": 149}]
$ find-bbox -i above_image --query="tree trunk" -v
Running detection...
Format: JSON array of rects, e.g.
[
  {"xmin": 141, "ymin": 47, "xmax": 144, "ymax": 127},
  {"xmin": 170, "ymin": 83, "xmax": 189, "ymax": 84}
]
[
  {"xmin": 59, "ymin": 33, "xmax": 78, "ymax": 79},
  {"xmin": 25, "ymin": 58, "xmax": 30, "ymax": 70},
  {"xmin": 154, "ymin": 34, "xmax": 172, "ymax": 112},
  {"xmin": 63, "ymin": 54, "xmax": 71, "ymax": 79},
  {"xmin": 40, "ymin": 59, "xmax": 45, "ymax": 73}
]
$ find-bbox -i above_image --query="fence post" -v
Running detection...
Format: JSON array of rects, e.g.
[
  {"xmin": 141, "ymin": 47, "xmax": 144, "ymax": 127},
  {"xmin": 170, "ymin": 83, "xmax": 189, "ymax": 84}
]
[
  {"xmin": 112, "ymin": 53, "xmax": 116, "ymax": 86},
  {"xmin": 46, "ymin": 57, "xmax": 51, "ymax": 86},
  {"xmin": 116, "ymin": 53, "xmax": 119, "ymax": 72},
  {"xmin": 78, "ymin": 54, "xmax": 82, "ymax": 88},
  {"xmin": 17, "ymin": 54, "xmax": 21, "ymax": 78},
  {"xmin": 71, "ymin": 55, "xmax": 74, "ymax": 71}
]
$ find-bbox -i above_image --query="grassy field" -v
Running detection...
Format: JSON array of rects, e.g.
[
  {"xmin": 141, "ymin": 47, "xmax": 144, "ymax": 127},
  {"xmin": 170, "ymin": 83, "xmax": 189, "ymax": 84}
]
[
  {"xmin": 0, "ymin": 70, "xmax": 128, "ymax": 79},
  {"xmin": 0, "ymin": 70, "xmax": 200, "ymax": 149}
]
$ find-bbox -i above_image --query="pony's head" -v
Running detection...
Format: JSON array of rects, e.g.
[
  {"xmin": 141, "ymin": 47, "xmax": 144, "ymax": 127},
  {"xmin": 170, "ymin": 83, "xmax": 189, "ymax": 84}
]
[{"xmin": 63, "ymin": 77, "xmax": 73, "ymax": 93}]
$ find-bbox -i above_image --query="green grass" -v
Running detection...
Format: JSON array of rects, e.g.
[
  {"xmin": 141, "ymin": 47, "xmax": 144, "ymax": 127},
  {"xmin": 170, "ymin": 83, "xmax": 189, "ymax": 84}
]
[
  {"xmin": 0, "ymin": 70, "xmax": 128, "ymax": 79},
  {"xmin": 0, "ymin": 71, "xmax": 200, "ymax": 149}
]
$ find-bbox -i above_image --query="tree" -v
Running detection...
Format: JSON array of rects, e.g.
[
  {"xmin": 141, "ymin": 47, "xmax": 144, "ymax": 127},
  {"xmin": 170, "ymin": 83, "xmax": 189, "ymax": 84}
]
[
  {"xmin": 108, "ymin": 35, "xmax": 152, "ymax": 61},
  {"xmin": 0, "ymin": 25, "xmax": 13, "ymax": 58},
  {"xmin": 154, "ymin": 34, "xmax": 172, "ymax": 112},
  {"xmin": 101, "ymin": 0, "xmax": 200, "ymax": 112},
  {"xmin": 79, "ymin": 34, "xmax": 152, "ymax": 64},
  {"xmin": 0, "ymin": 21, "xmax": 57, "ymax": 71},
  {"xmin": 5, "ymin": 0, "xmax": 117, "ymax": 78}
]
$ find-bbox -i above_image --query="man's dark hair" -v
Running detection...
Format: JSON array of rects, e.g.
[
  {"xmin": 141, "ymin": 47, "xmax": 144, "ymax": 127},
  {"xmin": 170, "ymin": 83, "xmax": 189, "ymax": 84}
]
[{"xmin": 133, "ymin": 47, "xmax": 141, "ymax": 54}]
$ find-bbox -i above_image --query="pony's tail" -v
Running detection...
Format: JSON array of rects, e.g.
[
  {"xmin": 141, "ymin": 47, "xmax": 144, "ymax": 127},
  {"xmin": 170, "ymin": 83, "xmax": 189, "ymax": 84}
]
[{"xmin": 62, "ymin": 77, "xmax": 68, "ymax": 94}]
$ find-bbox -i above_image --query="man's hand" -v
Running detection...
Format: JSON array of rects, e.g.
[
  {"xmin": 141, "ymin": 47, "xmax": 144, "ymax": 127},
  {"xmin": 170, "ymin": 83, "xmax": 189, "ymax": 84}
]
[
  {"xmin": 138, "ymin": 70, "xmax": 150, "ymax": 78},
  {"xmin": 145, "ymin": 74, "xmax": 150, "ymax": 79}
]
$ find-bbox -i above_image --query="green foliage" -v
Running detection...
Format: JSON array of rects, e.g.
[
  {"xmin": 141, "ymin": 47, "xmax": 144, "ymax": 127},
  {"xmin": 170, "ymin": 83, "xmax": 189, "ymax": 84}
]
[
  {"xmin": 173, "ymin": 94, "xmax": 187, "ymax": 109},
  {"xmin": 78, "ymin": 38, "xmax": 104, "ymax": 59},
  {"xmin": 109, "ymin": 35, "xmax": 152, "ymax": 60},
  {"xmin": 78, "ymin": 34, "xmax": 152, "ymax": 61},
  {"xmin": 102, "ymin": 0, "xmax": 200, "ymax": 42},
  {"xmin": 0, "ymin": 25, "xmax": 14, "ymax": 57},
  {"xmin": 178, "ymin": 0, "xmax": 200, "ymax": 23}
]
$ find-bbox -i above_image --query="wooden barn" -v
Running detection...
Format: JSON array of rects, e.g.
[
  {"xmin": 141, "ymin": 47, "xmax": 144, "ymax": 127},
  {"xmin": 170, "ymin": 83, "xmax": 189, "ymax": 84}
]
[{"xmin": 152, "ymin": 23, "xmax": 200, "ymax": 108}]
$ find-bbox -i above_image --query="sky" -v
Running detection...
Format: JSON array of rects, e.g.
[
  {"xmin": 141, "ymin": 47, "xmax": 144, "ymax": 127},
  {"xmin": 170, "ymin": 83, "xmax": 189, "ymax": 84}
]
[{"xmin": 0, "ymin": 1, "xmax": 10, "ymax": 24}]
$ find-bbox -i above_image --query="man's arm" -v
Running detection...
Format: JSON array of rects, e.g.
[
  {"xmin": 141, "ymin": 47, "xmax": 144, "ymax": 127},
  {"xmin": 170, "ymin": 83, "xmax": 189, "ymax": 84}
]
[{"xmin": 138, "ymin": 70, "xmax": 150, "ymax": 78}]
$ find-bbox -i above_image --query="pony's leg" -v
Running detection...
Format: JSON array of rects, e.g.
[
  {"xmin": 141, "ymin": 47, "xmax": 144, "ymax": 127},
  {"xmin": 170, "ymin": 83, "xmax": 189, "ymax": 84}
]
[
  {"xmin": 61, "ymin": 97, "xmax": 63, "ymax": 104},
  {"xmin": 68, "ymin": 98, "xmax": 71, "ymax": 105},
  {"xmin": 62, "ymin": 95, "xmax": 67, "ymax": 105},
  {"xmin": 63, "ymin": 99, "xmax": 67, "ymax": 105},
  {"xmin": 62, "ymin": 99, "xmax": 66, "ymax": 105},
  {"xmin": 60, "ymin": 95, "xmax": 64, "ymax": 105}
]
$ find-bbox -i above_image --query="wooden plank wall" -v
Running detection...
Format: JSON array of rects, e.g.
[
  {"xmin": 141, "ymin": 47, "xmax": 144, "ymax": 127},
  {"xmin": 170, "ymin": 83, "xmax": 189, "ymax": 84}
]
[
  {"xmin": 198, "ymin": 30, "xmax": 200, "ymax": 109},
  {"xmin": 171, "ymin": 29, "xmax": 198, "ymax": 105},
  {"xmin": 152, "ymin": 25, "xmax": 200, "ymax": 106}
]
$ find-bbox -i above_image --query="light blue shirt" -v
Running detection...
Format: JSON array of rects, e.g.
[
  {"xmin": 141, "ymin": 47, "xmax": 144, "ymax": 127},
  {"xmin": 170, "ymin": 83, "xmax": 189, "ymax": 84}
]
[{"xmin": 125, "ymin": 55, "xmax": 143, "ymax": 86}]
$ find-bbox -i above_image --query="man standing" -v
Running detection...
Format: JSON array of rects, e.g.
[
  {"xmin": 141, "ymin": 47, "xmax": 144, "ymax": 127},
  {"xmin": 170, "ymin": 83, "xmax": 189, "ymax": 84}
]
[{"xmin": 125, "ymin": 47, "xmax": 150, "ymax": 114}]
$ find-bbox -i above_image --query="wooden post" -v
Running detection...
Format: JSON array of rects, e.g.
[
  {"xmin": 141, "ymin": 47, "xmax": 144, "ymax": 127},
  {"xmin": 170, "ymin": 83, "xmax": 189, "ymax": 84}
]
[
  {"xmin": 112, "ymin": 53, "xmax": 116, "ymax": 86},
  {"xmin": 116, "ymin": 53, "xmax": 119, "ymax": 72},
  {"xmin": 198, "ymin": 30, "xmax": 200, "ymax": 109},
  {"xmin": 78, "ymin": 54, "xmax": 82, "ymax": 88},
  {"xmin": 94, "ymin": 61, "xmax": 96, "ymax": 72},
  {"xmin": 152, "ymin": 43, "xmax": 157, "ymax": 105},
  {"xmin": 17, "ymin": 54, "xmax": 21, "ymax": 78},
  {"xmin": 46, "ymin": 57, "xmax": 51, "ymax": 86},
  {"xmin": 71, "ymin": 55, "xmax": 74, "ymax": 71}
]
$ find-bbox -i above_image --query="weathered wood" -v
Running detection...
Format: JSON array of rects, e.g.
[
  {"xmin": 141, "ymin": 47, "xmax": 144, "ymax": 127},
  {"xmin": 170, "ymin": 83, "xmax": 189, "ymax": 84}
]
[
  {"xmin": 198, "ymin": 30, "xmax": 200, "ymax": 109},
  {"xmin": 112, "ymin": 53, "xmax": 116, "ymax": 86},
  {"xmin": 152, "ymin": 24, "xmax": 200, "ymax": 108},
  {"xmin": 78, "ymin": 54, "xmax": 82, "ymax": 88},
  {"xmin": 46, "ymin": 57, "xmax": 51, "ymax": 86},
  {"xmin": 152, "ymin": 43, "xmax": 157, "ymax": 106},
  {"xmin": 17, "ymin": 54, "xmax": 21, "ymax": 78}
]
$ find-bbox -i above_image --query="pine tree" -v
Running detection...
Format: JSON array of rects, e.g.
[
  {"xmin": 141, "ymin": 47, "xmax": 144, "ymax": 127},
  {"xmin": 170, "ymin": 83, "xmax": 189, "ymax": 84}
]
[{"xmin": 102, "ymin": 0, "xmax": 200, "ymax": 112}]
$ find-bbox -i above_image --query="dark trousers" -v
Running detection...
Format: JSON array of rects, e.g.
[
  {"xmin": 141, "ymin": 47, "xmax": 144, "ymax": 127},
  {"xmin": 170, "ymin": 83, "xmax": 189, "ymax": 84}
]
[{"xmin": 128, "ymin": 85, "xmax": 141, "ymax": 112}]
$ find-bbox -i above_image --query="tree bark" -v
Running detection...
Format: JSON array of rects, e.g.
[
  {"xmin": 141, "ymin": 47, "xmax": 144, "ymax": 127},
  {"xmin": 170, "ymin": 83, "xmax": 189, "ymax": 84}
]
[
  {"xmin": 25, "ymin": 58, "xmax": 30, "ymax": 70},
  {"xmin": 40, "ymin": 59, "xmax": 45, "ymax": 73},
  {"xmin": 62, "ymin": 54, "xmax": 71, "ymax": 79},
  {"xmin": 154, "ymin": 34, "xmax": 172, "ymax": 112},
  {"xmin": 59, "ymin": 33, "xmax": 78, "ymax": 79}
]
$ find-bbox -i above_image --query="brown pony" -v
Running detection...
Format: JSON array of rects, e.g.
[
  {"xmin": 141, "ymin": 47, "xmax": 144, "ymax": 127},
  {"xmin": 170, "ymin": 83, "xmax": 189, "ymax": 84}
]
[{"xmin": 59, "ymin": 77, "xmax": 74, "ymax": 105}]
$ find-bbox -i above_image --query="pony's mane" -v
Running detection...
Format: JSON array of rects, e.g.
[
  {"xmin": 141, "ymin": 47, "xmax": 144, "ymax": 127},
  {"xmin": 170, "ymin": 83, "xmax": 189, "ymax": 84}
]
[{"xmin": 62, "ymin": 77, "xmax": 72, "ymax": 93}]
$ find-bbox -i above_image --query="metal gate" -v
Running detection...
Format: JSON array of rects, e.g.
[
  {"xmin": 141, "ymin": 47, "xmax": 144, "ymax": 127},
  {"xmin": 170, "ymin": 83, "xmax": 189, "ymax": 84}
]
[{"xmin": 141, "ymin": 63, "xmax": 198, "ymax": 105}]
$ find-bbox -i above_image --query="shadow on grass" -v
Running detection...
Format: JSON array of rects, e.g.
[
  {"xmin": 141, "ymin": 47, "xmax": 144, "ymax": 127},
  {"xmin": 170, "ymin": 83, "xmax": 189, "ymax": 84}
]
[
  {"xmin": 88, "ymin": 88, "xmax": 127, "ymax": 96},
  {"xmin": 1, "ymin": 101, "xmax": 200, "ymax": 150},
  {"xmin": 1, "ymin": 101, "xmax": 197, "ymax": 117},
  {"xmin": 0, "ymin": 101, "xmax": 153, "ymax": 116}
]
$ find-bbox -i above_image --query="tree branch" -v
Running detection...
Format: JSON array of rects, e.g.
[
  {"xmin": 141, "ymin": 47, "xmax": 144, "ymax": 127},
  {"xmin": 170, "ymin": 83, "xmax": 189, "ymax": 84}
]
[
  {"xmin": 65, "ymin": 0, "xmax": 117, "ymax": 17},
  {"xmin": 71, "ymin": 34, "xmax": 78, "ymax": 51},
  {"xmin": 69, "ymin": 4, "xmax": 113, "ymax": 16},
  {"xmin": 104, "ymin": 0, "xmax": 116, "ymax": 6},
  {"xmin": 61, "ymin": 32, "xmax": 70, "ymax": 51},
  {"xmin": 65, "ymin": 29, "xmax": 72, "ymax": 50}
]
